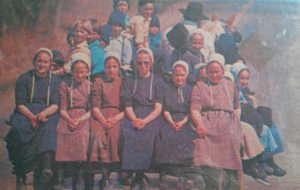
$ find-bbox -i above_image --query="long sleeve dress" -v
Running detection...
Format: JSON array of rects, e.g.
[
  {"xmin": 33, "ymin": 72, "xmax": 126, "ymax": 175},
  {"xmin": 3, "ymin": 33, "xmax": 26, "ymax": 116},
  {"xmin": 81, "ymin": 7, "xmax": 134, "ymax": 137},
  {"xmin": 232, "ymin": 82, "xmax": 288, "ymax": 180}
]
[
  {"xmin": 156, "ymin": 82, "xmax": 195, "ymax": 166},
  {"xmin": 89, "ymin": 73, "xmax": 122, "ymax": 163},
  {"xmin": 120, "ymin": 74, "xmax": 164, "ymax": 170},
  {"xmin": 191, "ymin": 79, "xmax": 243, "ymax": 171},
  {"xmin": 5, "ymin": 70, "xmax": 60, "ymax": 175},
  {"xmin": 55, "ymin": 78, "xmax": 91, "ymax": 161}
]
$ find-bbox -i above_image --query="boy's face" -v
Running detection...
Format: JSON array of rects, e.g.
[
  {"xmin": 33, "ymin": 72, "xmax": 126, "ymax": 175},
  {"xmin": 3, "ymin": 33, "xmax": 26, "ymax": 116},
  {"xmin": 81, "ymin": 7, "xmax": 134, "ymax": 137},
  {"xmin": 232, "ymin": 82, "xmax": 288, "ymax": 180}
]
[
  {"xmin": 111, "ymin": 24, "xmax": 123, "ymax": 37},
  {"xmin": 117, "ymin": 1, "xmax": 129, "ymax": 14},
  {"xmin": 141, "ymin": 3, "xmax": 154, "ymax": 19},
  {"xmin": 74, "ymin": 26, "xmax": 88, "ymax": 44},
  {"xmin": 87, "ymin": 32, "xmax": 99, "ymax": 44},
  {"xmin": 149, "ymin": 27, "xmax": 158, "ymax": 35}
]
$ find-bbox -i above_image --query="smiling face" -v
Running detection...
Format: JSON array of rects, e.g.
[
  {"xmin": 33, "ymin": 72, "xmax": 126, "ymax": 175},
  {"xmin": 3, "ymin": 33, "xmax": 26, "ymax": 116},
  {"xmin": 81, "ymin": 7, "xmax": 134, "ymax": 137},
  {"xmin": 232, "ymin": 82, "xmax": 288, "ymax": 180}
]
[
  {"xmin": 105, "ymin": 57, "xmax": 120, "ymax": 79},
  {"xmin": 238, "ymin": 69, "xmax": 250, "ymax": 89},
  {"xmin": 34, "ymin": 51, "xmax": 52, "ymax": 77},
  {"xmin": 191, "ymin": 33, "xmax": 204, "ymax": 52},
  {"xmin": 72, "ymin": 61, "xmax": 89, "ymax": 83},
  {"xmin": 136, "ymin": 52, "xmax": 152, "ymax": 78},
  {"xmin": 207, "ymin": 62, "xmax": 224, "ymax": 84},
  {"xmin": 74, "ymin": 25, "xmax": 88, "ymax": 44},
  {"xmin": 172, "ymin": 65, "xmax": 187, "ymax": 87}
]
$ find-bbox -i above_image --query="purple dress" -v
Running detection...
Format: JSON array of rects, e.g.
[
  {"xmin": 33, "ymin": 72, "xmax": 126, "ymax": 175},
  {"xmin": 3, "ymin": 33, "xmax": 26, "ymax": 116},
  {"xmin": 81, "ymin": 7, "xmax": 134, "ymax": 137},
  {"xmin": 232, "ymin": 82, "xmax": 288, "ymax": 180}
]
[
  {"xmin": 120, "ymin": 74, "xmax": 164, "ymax": 170},
  {"xmin": 156, "ymin": 82, "xmax": 195, "ymax": 165},
  {"xmin": 6, "ymin": 70, "xmax": 60, "ymax": 174}
]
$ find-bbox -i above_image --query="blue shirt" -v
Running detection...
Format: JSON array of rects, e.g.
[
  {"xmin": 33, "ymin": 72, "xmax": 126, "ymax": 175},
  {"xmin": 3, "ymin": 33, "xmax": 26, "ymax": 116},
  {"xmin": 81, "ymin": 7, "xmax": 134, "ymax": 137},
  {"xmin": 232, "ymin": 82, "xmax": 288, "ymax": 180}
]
[{"xmin": 89, "ymin": 40, "xmax": 105, "ymax": 74}]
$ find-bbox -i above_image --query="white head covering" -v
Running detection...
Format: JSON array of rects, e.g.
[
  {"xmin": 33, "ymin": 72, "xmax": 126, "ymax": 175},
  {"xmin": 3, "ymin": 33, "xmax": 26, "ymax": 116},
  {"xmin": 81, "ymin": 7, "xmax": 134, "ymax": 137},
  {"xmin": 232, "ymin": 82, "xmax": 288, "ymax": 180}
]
[
  {"xmin": 230, "ymin": 62, "xmax": 249, "ymax": 82},
  {"xmin": 193, "ymin": 62, "xmax": 206, "ymax": 75},
  {"xmin": 104, "ymin": 51, "xmax": 121, "ymax": 65},
  {"xmin": 172, "ymin": 60, "xmax": 189, "ymax": 74},
  {"xmin": 71, "ymin": 52, "xmax": 91, "ymax": 71},
  {"xmin": 136, "ymin": 47, "xmax": 154, "ymax": 63},
  {"xmin": 34, "ymin": 48, "xmax": 53, "ymax": 60},
  {"xmin": 207, "ymin": 53, "xmax": 225, "ymax": 70}
]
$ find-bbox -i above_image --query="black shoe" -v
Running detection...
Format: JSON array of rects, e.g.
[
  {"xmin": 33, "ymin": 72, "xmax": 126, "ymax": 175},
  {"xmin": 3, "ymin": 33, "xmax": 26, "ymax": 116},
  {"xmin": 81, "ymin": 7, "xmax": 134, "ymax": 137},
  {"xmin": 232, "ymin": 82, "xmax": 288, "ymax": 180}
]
[
  {"xmin": 131, "ymin": 174, "xmax": 149, "ymax": 190},
  {"xmin": 16, "ymin": 176, "xmax": 26, "ymax": 190},
  {"xmin": 266, "ymin": 159, "xmax": 287, "ymax": 177},
  {"xmin": 254, "ymin": 176, "xmax": 271, "ymax": 186},
  {"xmin": 53, "ymin": 177, "xmax": 64, "ymax": 190},
  {"xmin": 259, "ymin": 163, "xmax": 273, "ymax": 175}
]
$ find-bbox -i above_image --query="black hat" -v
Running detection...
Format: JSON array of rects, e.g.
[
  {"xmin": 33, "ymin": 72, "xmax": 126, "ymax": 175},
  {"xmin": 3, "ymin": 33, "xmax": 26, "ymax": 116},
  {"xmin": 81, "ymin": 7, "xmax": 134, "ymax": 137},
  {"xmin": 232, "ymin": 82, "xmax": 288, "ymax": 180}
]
[
  {"xmin": 167, "ymin": 23, "xmax": 188, "ymax": 49},
  {"xmin": 179, "ymin": 2, "xmax": 209, "ymax": 22},
  {"xmin": 108, "ymin": 10, "xmax": 126, "ymax": 28},
  {"xmin": 138, "ymin": 0, "xmax": 155, "ymax": 7}
]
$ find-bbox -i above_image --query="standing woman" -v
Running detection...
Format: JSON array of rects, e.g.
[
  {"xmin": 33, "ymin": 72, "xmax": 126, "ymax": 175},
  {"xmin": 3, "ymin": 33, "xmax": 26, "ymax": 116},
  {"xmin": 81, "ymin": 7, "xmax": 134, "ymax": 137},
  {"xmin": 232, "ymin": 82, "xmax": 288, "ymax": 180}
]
[
  {"xmin": 89, "ymin": 51, "xmax": 124, "ymax": 189},
  {"xmin": 156, "ymin": 61, "xmax": 195, "ymax": 189},
  {"xmin": 55, "ymin": 54, "xmax": 91, "ymax": 190},
  {"xmin": 5, "ymin": 48, "xmax": 60, "ymax": 190},
  {"xmin": 120, "ymin": 48, "xmax": 164, "ymax": 189},
  {"xmin": 190, "ymin": 53, "xmax": 243, "ymax": 190}
]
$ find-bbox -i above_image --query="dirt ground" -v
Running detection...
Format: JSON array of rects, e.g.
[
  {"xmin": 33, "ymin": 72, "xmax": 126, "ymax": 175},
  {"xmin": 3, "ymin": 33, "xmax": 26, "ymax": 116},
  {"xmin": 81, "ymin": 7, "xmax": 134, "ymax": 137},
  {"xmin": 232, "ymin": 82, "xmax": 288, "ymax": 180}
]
[{"xmin": 1, "ymin": 1, "xmax": 300, "ymax": 189}]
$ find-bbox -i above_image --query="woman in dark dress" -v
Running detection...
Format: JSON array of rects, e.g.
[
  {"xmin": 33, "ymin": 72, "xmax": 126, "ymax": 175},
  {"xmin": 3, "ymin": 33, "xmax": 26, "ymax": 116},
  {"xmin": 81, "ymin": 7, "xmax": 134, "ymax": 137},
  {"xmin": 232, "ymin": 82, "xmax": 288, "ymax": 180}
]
[
  {"xmin": 120, "ymin": 47, "xmax": 164, "ymax": 190},
  {"xmin": 5, "ymin": 48, "xmax": 60, "ymax": 190},
  {"xmin": 156, "ymin": 60, "xmax": 195, "ymax": 189}
]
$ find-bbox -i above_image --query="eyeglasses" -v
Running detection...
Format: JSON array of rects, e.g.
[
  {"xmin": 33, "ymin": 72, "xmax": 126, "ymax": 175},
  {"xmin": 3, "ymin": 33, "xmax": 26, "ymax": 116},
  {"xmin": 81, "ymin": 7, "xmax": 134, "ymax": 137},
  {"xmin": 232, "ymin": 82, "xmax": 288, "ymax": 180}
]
[{"xmin": 137, "ymin": 61, "xmax": 151, "ymax": 66}]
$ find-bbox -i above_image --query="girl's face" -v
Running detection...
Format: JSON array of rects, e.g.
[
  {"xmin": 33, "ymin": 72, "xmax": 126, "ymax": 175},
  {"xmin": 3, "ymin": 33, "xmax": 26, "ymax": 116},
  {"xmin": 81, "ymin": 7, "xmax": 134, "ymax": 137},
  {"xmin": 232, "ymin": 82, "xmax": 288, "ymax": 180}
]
[
  {"xmin": 136, "ymin": 52, "xmax": 152, "ymax": 78},
  {"xmin": 74, "ymin": 26, "xmax": 88, "ymax": 44},
  {"xmin": 111, "ymin": 24, "xmax": 123, "ymax": 38},
  {"xmin": 191, "ymin": 33, "xmax": 204, "ymax": 52},
  {"xmin": 141, "ymin": 3, "xmax": 154, "ymax": 19},
  {"xmin": 207, "ymin": 62, "xmax": 224, "ymax": 84},
  {"xmin": 105, "ymin": 58, "xmax": 120, "ymax": 79},
  {"xmin": 172, "ymin": 65, "xmax": 187, "ymax": 87},
  {"xmin": 117, "ymin": 1, "xmax": 129, "ymax": 14},
  {"xmin": 198, "ymin": 67, "xmax": 207, "ymax": 80},
  {"xmin": 34, "ymin": 52, "xmax": 52, "ymax": 77},
  {"xmin": 72, "ymin": 61, "xmax": 89, "ymax": 83},
  {"xmin": 238, "ymin": 69, "xmax": 250, "ymax": 89}
]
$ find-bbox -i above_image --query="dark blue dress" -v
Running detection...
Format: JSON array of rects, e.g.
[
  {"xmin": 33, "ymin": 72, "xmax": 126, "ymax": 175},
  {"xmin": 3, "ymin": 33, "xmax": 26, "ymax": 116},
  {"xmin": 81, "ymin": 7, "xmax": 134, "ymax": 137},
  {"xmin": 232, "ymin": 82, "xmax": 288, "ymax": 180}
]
[
  {"xmin": 120, "ymin": 74, "xmax": 164, "ymax": 170},
  {"xmin": 5, "ymin": 70, "xmax": 60, "ymax": 174},
  {"xmin": 156, "ymin": 82, "xmax": 195, "ymax": 165}
]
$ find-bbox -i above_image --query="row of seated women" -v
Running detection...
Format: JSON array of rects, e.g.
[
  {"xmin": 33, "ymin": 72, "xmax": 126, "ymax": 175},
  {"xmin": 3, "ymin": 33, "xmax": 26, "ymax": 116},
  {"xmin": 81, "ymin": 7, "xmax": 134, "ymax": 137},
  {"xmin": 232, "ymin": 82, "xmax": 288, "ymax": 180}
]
[{"xmin": 5, "ymin": 46, "xmax": 286, "ymax": 190}]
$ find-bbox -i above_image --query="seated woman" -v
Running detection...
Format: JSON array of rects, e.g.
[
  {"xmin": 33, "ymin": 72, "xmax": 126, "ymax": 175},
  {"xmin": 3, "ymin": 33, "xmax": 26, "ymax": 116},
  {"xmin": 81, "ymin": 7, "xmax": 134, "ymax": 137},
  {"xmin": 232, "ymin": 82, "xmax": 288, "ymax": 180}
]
[
  {"xmin": 55, "ymin": 54, "xmax": 91, "ymax": 190},
  {"xmin": 89, "ymin": 51, "xmax": 124, "ymax": 189},
  {"xmin": 190, "ymin": 53, "xmax": 243, "ymax": 190},
  {"xmin": 231, "ymin": 62, "xmax": 286, "ymax": 177},
  {"xmin": 5, "ymin": 48, "xmax": 60, "ymax": 190},
  {"xmin": 156, "ymin": 61, "xmax": 196, "ymax": 189},
  {"xmin": 120, "ymin": 47, "xmax": 164, "ymax": 189}
]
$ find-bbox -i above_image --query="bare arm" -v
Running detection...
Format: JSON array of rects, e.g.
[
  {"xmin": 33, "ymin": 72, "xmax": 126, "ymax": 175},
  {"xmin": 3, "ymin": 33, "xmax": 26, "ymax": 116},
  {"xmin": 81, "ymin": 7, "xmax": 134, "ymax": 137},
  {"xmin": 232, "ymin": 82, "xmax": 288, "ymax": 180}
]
[
  {"xmin": 234, "ymin": 108, "xmax": 241, "ymax": 121},
  {"xmin": 191, "ymin": 109, "xmax": 207, "ymax": 138},
  {"xmin": 36, "ymin": 104, "xmax": 59, "ymax": 122},
  {"xmin": 142, "ymin": 103, "xmax": 162, "ymax": 125},
  {"xmin": 17, "ymin": 105, "xmax": 37, "ymax": 128}
]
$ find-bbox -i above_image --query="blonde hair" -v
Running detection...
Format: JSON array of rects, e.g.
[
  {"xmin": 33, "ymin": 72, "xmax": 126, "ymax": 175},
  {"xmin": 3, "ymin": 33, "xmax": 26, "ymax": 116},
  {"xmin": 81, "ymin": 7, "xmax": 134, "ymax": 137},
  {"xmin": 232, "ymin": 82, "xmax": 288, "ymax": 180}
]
[{"xmin": 73, "ymin": 19, "xmax": 93, "ymax": 34}]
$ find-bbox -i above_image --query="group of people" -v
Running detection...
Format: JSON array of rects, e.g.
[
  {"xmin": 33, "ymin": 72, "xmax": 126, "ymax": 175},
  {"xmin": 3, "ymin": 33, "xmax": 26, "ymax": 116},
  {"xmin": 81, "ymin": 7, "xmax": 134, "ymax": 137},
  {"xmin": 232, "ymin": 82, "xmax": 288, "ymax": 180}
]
[{"xmin": 5, "ymin": 0, "xmax": 286, "ymax": 190}]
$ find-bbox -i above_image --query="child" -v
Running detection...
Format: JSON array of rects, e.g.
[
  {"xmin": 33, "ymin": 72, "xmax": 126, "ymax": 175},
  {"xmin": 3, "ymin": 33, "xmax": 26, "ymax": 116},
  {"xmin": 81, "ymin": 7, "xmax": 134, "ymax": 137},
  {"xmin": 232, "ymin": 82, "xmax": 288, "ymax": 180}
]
[
  {"xmin": 129, "ymin": 0, "xmax": 155, "ymax": 48},
  {"xmin": 106, "ymin": 9, "xmax": 133, "ymax": 74},
  {"xmin": 55, "ymin": 54, "xmax": 91, "ymax": 190},
  {"xmin": 51, "ymin": 50, "xmax": 65, "ymax": 77},
  {"xmin": 87, "ymin": 18, "xmax": 105, "ymax": 75},
  {"xmin": 188, "ymin": 31, "xmax": 210, "ymax": 63},
  {"xmin": 112, "ymin": 0, "xmax": 131, "ymax": 26},
  {"xmin": 64, "ymin": 19, "xmax": 92, "ymax": 74}
]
